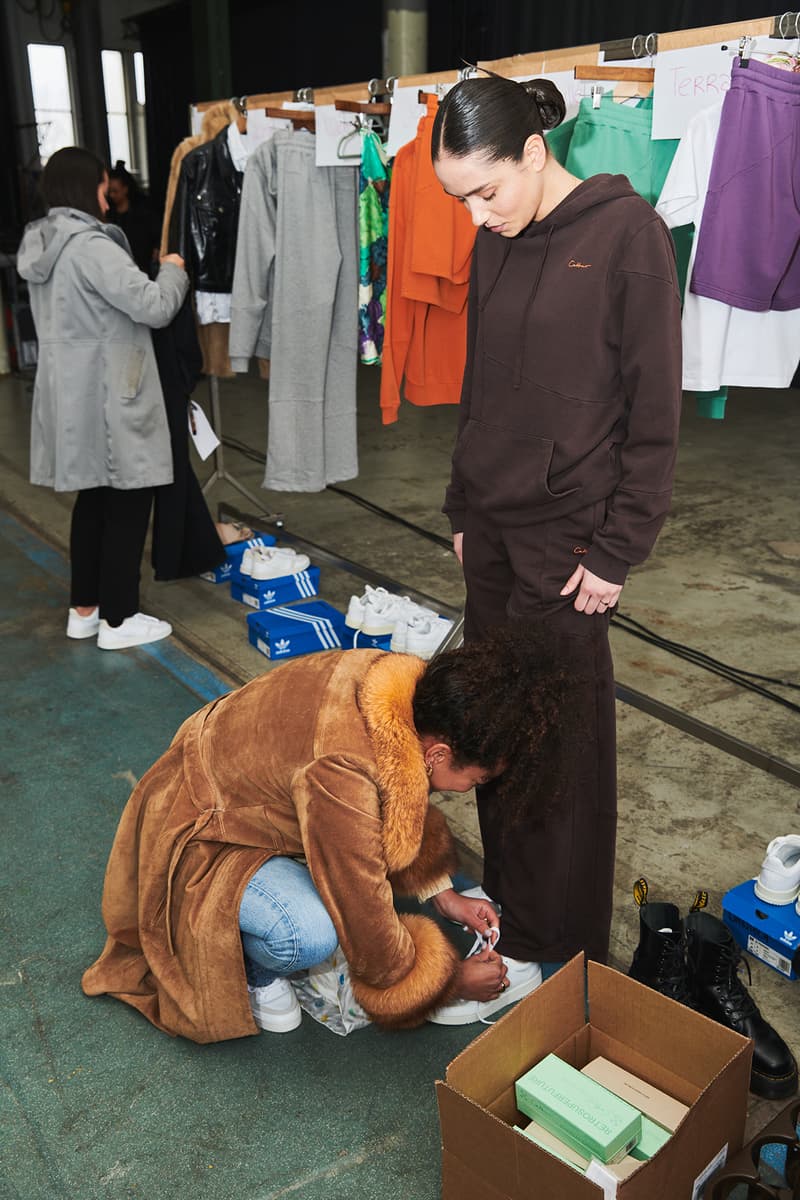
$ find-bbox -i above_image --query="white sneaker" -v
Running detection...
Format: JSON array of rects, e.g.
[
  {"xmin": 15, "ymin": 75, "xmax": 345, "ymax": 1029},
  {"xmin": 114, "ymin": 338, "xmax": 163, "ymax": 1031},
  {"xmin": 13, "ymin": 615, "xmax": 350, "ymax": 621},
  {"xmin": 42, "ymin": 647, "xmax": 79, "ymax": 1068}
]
[
  {"xmin": 427, "ymin": 956, "xmax": 542, "ymax": 1026},
  {"xmin": 249, "ymin": 547, "xmax": 311, "ymax": 580},
  {"xmin": 97, "ymin": 612, "xmax": 172, "ymax": 650},
  {"xmin": 404, "ymin": 615, "xmax": 454, "ymax": 659},
  {"xmin": 66, "ymin": 607, "xmax": 100, "ymax": 639},
  {"xmin": 754, "ymin": 836, "xmax": 800, "ymax": 906},
  {"xmin": 346, "ymin": 585, "xmax": 390, "ymax": 629},
  {"xmin": 362, "ymin": 593, "xmax": 437, "ymax": 639},
  {"xmin": 248, "ymin": 979, "xmax": 302, "ymax": 1032}
]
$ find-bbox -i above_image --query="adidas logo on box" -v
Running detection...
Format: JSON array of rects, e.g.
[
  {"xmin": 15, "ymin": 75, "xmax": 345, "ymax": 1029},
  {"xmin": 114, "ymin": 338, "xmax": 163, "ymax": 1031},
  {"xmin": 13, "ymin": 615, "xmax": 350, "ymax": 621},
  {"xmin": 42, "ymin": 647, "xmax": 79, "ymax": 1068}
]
[
  {"xmin": 274, "ymin": 637, "xmax": 291, "ymax": 654},
  {"xmin": 264, "ymin": 590, "xmax": 276, "ymax": 602}
]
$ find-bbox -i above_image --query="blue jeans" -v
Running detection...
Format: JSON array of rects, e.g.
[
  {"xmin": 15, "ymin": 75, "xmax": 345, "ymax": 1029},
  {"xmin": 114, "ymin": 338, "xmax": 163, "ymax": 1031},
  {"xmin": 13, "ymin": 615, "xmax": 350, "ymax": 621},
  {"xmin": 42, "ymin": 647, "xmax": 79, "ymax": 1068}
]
[{"xmin": 239, "ymin": 857, "xmax": 339, "ymax": 988}]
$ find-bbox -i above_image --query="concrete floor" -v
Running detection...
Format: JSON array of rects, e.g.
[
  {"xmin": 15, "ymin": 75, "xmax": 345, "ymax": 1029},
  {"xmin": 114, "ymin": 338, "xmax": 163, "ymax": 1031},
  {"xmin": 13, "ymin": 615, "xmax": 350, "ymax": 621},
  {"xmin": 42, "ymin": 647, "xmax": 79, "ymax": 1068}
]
[{"xmin": 1, "ymin": 363, "xmax": 799, "ymax": 1194}]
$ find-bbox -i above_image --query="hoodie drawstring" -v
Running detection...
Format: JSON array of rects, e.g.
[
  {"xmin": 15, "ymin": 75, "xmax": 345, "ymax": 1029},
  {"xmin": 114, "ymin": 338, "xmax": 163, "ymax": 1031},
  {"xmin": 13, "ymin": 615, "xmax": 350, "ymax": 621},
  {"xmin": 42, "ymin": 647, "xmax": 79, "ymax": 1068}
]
[{"xmin": 513, "ymin": 224, "xmax": 553, "ymax": 390}]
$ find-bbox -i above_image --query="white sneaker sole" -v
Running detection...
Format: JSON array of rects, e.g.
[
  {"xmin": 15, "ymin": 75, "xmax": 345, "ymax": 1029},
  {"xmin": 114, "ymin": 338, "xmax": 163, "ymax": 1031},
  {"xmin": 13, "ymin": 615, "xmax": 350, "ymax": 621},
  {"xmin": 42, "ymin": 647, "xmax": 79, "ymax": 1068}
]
[
  {"xmin": 427, "ymin": 968, "xmax": 543, "ymax": 1026},
  {"xmin": 754, "ymin": 878, "xmax": 800, "ymax": 906},
  {"xmin": 67, "ymin": 624, "xmax": 100, "ymax": 640},
  {"xmin": 97, "ymin": 625, "xmax": 172, "ymax": 651},
  {"xmin": 251, "ymin": 1005, "xmax": 303, "ymax": 1033}
]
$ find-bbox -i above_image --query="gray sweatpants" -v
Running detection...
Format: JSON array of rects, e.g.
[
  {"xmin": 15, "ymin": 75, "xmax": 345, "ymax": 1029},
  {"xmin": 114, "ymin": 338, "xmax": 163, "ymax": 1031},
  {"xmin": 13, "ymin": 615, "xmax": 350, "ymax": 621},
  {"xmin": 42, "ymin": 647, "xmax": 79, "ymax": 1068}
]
[{"xmin": 262, "ymin": 131, "xmax": 358, "ymax": 491}]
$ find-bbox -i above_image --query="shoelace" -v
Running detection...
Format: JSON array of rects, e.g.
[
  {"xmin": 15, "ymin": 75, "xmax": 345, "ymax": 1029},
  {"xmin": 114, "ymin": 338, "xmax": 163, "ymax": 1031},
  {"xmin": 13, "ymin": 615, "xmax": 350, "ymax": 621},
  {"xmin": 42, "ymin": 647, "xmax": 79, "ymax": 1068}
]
[
  {"xmin": 656, "ymin": 938, "xmax": 694, "ymax": 1005},
  {"xmin": 465, "ymin": 927, "xmax": 507, "ymax": 1025},
  {"xmin": 712, "ymin": 944, "xmax": 758, "ymax": 1023}
]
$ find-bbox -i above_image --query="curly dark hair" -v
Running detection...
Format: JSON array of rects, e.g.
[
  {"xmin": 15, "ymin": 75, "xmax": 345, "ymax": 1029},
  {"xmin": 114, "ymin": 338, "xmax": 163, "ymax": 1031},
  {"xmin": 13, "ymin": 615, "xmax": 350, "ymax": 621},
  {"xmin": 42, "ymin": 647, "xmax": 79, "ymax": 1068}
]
[{"xmin": 412, "ymin": 621, "xmax": 565, "ymax": 824}]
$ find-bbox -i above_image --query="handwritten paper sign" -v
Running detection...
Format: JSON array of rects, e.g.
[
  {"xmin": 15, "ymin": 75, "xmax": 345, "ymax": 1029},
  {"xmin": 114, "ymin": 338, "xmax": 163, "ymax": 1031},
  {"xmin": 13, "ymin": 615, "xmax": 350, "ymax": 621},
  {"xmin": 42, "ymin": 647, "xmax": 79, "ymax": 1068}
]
[
  {"xmin": 246, "ymin": 108, "xmax": 291, "ymax": 148},
  {"xmin": 652, "ymin": 38, "xmax": 788, "ymax": 139}
]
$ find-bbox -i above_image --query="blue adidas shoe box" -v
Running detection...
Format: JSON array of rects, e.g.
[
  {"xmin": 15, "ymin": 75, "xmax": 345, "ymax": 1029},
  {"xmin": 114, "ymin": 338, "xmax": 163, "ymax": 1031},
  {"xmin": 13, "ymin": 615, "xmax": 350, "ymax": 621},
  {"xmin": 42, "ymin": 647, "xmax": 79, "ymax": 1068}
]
[
  {"xmin": 347, "ymin": 628, "xmax": 393, "ymax": 651},
  {"xmin": 231, "ymin": 566, "xmax": 320, "ymax": 610},
  {"xmin": 247, "ymin": 601, "xmax": 348, "ymax": 660},
  {"xmin": 722, "ymin": 878, "xmax": 800, "ymax": 981},
  {"xmin": 199, "ymin": 532, "xmax": 277, "ymax": 584}
]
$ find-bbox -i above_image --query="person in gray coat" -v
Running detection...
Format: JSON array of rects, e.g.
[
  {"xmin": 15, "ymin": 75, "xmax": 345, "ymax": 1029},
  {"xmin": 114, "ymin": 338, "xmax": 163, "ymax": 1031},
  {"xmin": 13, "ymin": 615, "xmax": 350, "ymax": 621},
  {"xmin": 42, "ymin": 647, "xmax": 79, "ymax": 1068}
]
[{"xmin": 17, "ymin": 147, "xmax": 189, "ymax": 650}]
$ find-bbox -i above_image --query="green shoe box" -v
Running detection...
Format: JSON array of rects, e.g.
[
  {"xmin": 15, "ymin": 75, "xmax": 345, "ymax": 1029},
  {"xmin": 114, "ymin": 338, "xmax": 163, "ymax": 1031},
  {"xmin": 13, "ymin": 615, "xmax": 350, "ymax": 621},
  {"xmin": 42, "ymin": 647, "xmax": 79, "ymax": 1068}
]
[{"xmin": 515, "ymin": 1053, "xmax": 641, "ymax": 1164}]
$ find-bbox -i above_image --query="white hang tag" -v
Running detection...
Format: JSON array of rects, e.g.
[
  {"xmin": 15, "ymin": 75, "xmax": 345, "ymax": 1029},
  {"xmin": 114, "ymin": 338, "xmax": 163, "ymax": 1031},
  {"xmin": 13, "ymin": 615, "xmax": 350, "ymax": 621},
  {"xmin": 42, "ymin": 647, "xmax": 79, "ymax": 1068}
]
[{"xmin": 188, "ymin": 400, "xmax": 220, "ymax": 461}]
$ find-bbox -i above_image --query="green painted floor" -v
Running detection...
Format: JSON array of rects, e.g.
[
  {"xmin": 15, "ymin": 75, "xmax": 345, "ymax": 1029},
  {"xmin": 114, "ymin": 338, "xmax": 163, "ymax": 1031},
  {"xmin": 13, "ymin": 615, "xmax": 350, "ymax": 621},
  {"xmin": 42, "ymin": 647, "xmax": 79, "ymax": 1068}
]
[{"xmin": 0, "ymin": 510, "xmax": 481, "ymax": 1200}]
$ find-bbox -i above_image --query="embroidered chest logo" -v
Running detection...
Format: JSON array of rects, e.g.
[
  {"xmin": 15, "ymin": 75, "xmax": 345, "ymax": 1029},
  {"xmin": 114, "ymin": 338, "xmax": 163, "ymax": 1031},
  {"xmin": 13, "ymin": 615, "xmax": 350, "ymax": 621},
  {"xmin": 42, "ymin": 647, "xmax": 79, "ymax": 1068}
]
[{"xmin": 568, "ymin": 258, "xmax": 592, "ymax": 269}]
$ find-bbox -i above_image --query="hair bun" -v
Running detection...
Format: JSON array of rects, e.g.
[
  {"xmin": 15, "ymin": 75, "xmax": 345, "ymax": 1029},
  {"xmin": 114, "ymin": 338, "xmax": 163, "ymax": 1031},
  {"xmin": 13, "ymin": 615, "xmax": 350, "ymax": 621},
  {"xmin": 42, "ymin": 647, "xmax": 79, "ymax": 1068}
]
[{"xmin": 520, "ymin": 77, "xmax": 566, "ymax": 131}]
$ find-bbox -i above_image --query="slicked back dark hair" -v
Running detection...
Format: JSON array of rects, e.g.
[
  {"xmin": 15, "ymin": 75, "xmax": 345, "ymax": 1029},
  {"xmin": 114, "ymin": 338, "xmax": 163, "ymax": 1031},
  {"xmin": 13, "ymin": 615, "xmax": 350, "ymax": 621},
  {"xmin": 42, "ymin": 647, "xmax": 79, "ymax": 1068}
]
[
  {"xmin": 432, "ymin": 75, "xmax": 566, "ymax": 164},
  {"xmin": 41, "ymin": 146, "xmax": 107, "ymax": 220}
]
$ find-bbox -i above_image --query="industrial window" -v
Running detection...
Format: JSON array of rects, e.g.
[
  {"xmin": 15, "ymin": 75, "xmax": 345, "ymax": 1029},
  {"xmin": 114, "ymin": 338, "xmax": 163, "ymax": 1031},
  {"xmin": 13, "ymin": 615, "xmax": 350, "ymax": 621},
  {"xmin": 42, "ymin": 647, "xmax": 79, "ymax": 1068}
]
[
  {"xmin": 27, "ymin": 43, "xmax": 76, "ymax": 163},
  {"xmin": 102, "ymin": 49, "xmax": 132, "ymax": 169}
]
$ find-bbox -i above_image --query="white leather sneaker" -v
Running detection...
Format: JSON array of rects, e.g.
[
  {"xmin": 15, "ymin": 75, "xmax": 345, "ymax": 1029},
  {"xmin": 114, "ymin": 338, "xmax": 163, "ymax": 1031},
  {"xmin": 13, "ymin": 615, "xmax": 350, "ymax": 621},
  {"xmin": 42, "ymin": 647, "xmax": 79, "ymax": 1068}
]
[
  {"xmin": 754, "ymin": 835, "xmax": 800, "ymax": 906},
  {"xmin": 66, "ymin": 607, "xmax": 100, "ymax": 639},
  {"xmin": 97, "ymin": 613, "xmax": 172, "ymax": 650},
  {"xmin": 249, "ymin": 547, "xmax": 311, "ymax": 580},
  {"xmin": 346, "ymin": 585, "xmax": 389, "ymax": 629},
  {"xmin": 427, "ymin": 957, "xmax": 542, "ymax": 1026},
  {"xmin": 403, "ymin": 615, "xmax": 454, "ymax": 659},
  {"xmin": 248, "ymin": 979, "xmax": 302, "ymax": 1032}
]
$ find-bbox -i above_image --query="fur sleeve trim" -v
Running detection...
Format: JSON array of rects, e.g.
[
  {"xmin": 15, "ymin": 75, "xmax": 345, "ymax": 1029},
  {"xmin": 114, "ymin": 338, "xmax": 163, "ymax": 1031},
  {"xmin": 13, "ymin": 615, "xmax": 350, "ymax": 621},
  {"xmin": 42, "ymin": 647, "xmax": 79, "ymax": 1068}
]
[
  {"xmin": 350, "ymin": 914, "xmax": 460, "ymax": 1029},
  {"xmin": 388, "ymin": 805, "xmax": 458, "ymax": 897}
]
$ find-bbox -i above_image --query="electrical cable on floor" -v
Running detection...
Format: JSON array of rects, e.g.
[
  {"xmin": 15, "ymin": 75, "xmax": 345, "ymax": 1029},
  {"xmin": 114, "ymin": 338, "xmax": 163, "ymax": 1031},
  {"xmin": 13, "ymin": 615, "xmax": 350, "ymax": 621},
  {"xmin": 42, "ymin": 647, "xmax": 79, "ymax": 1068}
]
[{"xmin": 218, "ymin": 434, "xmax": 799, "ymax": 715}]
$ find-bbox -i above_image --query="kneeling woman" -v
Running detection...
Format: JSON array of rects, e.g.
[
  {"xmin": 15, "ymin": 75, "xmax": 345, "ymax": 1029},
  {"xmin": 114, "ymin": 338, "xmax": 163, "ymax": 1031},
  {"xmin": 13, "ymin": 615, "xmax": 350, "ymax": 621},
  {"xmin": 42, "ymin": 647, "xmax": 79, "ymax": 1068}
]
[{"xmin": 82, "ymin": 628, "xmax": 556, "ymax": 1040}]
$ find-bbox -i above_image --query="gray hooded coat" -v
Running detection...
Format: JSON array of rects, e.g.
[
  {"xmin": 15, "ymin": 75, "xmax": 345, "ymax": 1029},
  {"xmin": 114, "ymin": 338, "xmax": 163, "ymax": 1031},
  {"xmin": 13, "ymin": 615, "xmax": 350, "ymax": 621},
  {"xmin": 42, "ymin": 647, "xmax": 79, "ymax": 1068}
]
[{"xmin": 17, "ymin": 207, "xmax": 189, "ymax": 492}]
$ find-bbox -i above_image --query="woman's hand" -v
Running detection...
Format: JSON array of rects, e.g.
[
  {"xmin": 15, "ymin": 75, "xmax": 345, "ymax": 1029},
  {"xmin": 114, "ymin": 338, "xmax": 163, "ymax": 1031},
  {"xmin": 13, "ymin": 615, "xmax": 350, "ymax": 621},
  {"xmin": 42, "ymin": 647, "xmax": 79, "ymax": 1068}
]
[
  {"xmin": 560, "ymin": 564, "xmax": 622, "ymax": 615},
  {"xmin": 453, "ymin": 531, "xmax": 463, "ymax": 565},
  {"xmin": 432, "ymin": 887, "xmax": 499, "ymax": 941},
  {"xmin": 160, "ymin": 252, "xmax": 185, "ymax": 270},
  {"xmin": 455, "ymin": 948, "xmax": 508, "ymax": 1001}
]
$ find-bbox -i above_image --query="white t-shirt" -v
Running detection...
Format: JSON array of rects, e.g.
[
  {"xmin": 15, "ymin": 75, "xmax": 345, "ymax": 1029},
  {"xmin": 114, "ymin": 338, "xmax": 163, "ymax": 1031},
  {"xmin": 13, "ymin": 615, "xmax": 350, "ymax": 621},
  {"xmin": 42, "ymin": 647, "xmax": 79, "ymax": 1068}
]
[{"xmin": 656, "ymin": 102, "xmax": 800, "ymax": 391}]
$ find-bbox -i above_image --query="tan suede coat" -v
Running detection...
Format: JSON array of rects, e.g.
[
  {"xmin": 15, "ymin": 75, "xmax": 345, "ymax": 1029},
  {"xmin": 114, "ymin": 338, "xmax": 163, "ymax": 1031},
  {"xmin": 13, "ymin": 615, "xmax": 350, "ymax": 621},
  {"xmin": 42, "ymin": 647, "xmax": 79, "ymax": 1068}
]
[{"xmin": 81, "ymin": 651, "xmax": 461, "ymax": 1042}]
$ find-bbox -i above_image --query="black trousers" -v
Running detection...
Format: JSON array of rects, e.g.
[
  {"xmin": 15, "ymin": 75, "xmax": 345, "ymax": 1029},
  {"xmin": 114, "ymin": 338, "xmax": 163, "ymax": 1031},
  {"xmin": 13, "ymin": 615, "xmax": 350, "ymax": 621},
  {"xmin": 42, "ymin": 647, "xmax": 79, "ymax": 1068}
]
[
  {"xmin": 462, "ymin": 503, "xmax": 617, "ymax": 965},
  {"xmin": 70, "ymin": 487, "xmax": 154, "ymax": 627}
]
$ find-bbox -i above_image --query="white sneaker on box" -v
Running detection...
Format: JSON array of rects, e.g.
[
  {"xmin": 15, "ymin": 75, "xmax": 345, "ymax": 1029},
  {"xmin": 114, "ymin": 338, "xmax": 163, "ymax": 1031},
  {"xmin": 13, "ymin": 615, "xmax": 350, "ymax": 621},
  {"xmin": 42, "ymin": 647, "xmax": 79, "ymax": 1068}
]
[
  {"xmin": 361, "ymin": 593, "xmax": 437, "ymax": 639},
  {"xmin": 66, "ymin": 607, "xmax": 100, "ymax": 639},
  {"xmin": 97, "ymin": 612, "xmax": 172, "ymax": 651},
  {"xmin": 427, "ymin": 957, "xmax": 543, "ymax": 1026},
  {"xmin": 248, "ymin": 978, "xmax": 302, "ymax": 1032},
  {"xmin": 754, "ymin": 835, "xmax": 800, "ymax": 906},
  {"xmin": 346, "ymin": 585, "xmax": 389, "ymax": 630},
  {"xmin": 404, "ymin": 615, "xmax": 454, "ymax": 659},
  {"xmin": 250, "ymin": 547, "xmax": 310, "ymax": 580}
]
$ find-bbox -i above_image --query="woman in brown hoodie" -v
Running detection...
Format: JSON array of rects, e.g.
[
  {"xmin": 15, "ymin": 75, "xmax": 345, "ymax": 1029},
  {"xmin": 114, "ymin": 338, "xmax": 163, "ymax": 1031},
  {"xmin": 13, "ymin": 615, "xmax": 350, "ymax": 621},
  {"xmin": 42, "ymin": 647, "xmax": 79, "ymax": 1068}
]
[
  {"xmin": 82, "ymin": 627, "xmax": 557, "ymax": 1041},
  {"xmin": 430, "ymin": 75, "xmax": 682, "ymax": 1008}
]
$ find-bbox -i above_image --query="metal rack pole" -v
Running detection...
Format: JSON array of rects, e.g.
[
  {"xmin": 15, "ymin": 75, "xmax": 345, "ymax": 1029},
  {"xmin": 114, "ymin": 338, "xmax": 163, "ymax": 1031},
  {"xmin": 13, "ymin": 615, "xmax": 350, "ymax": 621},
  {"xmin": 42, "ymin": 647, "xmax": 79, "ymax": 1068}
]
[{"xmin": 200, "ymin": 375, "xmax": 282, "ymax": 519}]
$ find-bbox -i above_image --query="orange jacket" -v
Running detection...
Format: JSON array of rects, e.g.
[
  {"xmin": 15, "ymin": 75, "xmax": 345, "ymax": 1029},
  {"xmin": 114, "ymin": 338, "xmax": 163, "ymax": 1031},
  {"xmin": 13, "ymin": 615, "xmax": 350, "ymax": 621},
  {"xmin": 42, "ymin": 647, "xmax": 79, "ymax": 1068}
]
[{"xmin": 380, "ymin": 97, "xmax": 477, "ymax": 425}]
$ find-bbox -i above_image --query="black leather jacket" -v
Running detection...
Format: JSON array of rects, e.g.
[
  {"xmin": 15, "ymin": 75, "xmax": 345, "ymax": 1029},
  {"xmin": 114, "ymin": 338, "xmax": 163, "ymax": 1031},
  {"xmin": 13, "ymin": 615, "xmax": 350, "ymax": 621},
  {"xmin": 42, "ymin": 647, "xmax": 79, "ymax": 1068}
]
[{"xmin": 169, "ymin": 124, "xmax": 243, "ymax": 292}]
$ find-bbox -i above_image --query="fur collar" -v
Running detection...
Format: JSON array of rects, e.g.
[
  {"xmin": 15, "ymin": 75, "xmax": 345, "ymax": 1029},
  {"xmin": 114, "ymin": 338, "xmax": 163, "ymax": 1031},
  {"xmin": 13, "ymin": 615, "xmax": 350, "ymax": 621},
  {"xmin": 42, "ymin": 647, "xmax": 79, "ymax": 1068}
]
[{"xmin": 357, "ymin": 653, "xmax": 429, "ymax": 873}]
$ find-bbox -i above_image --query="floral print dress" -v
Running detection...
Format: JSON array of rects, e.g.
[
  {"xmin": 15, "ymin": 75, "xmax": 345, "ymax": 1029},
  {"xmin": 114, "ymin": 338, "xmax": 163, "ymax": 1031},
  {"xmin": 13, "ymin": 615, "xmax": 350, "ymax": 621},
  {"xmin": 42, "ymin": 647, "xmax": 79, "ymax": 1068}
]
[{"xmin": 358, "ymin": 129, "xmax": 391, "ymax": 365}]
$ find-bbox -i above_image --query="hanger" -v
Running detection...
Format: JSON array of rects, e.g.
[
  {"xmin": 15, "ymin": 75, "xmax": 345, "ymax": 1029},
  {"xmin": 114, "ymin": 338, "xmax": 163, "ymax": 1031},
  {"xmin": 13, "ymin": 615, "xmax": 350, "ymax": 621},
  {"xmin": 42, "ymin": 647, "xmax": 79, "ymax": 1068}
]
[
  {"xmin": 264, "ymin": 106, "xmax": 316, "ymax": 131},
  {"xmin": 574, "ymin": 64, "xmax": 655, "ymax": 107}
]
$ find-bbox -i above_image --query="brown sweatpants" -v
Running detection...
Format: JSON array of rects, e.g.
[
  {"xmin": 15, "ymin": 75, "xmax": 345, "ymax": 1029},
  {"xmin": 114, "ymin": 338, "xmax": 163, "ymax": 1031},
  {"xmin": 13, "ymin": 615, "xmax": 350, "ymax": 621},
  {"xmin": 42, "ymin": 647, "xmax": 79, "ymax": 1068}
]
[{"xmin": 462, "ymin": 502, "xmax": 617, "ymax": 964}]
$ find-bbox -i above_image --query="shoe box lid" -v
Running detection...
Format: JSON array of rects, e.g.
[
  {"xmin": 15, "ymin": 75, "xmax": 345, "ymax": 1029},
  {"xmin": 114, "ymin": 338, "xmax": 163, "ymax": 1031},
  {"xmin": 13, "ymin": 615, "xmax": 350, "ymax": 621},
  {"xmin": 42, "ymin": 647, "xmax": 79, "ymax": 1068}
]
[
  {"xmin": 722, "ymin": 878, "xmax": 800, "ymax": 981},
  {"xmin": 437, "ymin": 953, "xmax": 752, "ymax": 1200},
  {"xmin": 232, "ymin": 567, "xmax": 320, "ymax": 610},
  {"xmin": 247, "ymin": 600, "xmax": 347, "ymax": 659}
]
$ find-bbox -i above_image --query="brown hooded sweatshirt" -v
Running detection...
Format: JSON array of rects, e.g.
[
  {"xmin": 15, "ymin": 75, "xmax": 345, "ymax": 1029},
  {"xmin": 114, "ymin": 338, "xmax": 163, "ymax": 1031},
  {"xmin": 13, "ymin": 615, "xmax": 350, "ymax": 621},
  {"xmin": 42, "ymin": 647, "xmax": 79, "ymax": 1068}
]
[{"xmin": 443, "ymin": 173, "xmax": 682, "ymax": 585}]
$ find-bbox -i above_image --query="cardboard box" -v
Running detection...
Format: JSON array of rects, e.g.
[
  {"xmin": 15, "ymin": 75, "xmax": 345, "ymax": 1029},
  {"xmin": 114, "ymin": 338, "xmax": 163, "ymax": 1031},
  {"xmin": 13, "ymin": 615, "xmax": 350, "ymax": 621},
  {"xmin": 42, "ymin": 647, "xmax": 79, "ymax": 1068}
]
[
  {"xmin": 515, "ymin": 1054, "xmax": 641, "ymax": 1163},
  {"xmin": 580, "ymin": 1057, "xmax": 689, "ymax": 1132},
  {"xmin": 199, "ymin": 532, "xmax": 276, "ymax": 584},
  {"xmin": 437, "ymin": 955, "xmax": 753, "ymax": 1200},
  {"xmin": 231, "ymin": 566, "xmax": 320, "ymax": 611},
  {"xmin": 247, "ymin": 601, "xmax": 348, "ymax": 660},
  {"xmin": 722, "ymin": 878, "xmax": 800, "ymax": 981},
  {"xmin": 515, "ymin": 1119, "xmax": 589, "ymax": 1173}
]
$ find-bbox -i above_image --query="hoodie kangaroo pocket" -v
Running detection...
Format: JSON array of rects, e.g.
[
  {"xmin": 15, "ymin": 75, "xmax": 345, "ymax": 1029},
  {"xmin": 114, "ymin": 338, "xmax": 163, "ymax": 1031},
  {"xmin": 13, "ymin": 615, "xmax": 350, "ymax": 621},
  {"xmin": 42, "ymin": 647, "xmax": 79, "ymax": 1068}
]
[
  {"xmin": 120, "ymin": 345, "xmax": 146, "ymax": 400},
  {"xmin": 454, "ymin": 418, "xmax": 578, "ymax": 514}
]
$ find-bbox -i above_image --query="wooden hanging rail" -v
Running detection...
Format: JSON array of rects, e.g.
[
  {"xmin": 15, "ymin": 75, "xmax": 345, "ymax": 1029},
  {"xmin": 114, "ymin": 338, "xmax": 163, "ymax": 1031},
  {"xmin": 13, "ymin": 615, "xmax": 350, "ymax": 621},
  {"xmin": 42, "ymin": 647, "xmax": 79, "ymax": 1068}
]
[
  {"xmin": 334, "ymin": 99, "xmax": 392, "ymax": 115},
  {"xmin": 264, "ymin": 106, "xmax": 316, "ymax": 127},
  {"xmin": 574, "ymin": 65, "xmax": 655, "ymax": 82}
]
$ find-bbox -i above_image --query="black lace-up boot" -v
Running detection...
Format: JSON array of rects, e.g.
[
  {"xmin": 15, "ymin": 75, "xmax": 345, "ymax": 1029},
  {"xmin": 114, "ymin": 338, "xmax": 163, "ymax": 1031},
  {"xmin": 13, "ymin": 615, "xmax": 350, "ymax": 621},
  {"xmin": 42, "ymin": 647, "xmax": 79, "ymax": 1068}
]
[
  {"xmin": 627, "ymin": 878, "xmax": 696, "ymax": 1006},
  {"xmin": 685, "ymin": 908, "xmax": 798, "ymax": 1100}
]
